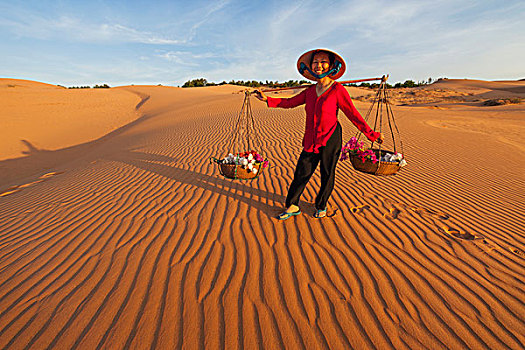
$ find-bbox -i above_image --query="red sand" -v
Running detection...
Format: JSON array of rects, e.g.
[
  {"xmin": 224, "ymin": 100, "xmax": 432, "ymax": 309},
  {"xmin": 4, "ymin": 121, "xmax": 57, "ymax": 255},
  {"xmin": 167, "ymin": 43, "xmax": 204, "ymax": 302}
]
[{"xmin": 0, "ymin": 78, "xmax": 524, "ymax": 349}]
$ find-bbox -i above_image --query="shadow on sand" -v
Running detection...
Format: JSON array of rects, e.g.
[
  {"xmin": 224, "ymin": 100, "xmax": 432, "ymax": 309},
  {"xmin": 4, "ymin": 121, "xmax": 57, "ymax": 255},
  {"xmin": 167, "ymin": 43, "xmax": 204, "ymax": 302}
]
[{"xmin": 109, "ymin": 150, "xmax": 287, "ymax": 218}]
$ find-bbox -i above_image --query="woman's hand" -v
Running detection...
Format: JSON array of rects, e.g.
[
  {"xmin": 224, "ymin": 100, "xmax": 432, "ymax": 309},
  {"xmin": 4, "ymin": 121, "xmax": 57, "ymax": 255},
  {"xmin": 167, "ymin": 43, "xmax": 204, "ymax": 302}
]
[
  {"xmin": 253, "ymin": 89, "xmax": 267, "ymax": 102},
  {"xmin": 376, "ymin": 134, "xmax": 384, "ymax": 144}
]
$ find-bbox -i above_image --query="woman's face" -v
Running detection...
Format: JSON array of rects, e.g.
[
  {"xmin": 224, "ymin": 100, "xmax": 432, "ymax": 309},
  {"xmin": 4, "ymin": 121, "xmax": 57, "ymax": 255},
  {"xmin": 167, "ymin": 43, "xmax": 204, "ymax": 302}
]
[{"xmin": 311, "ymin": 52, "xmax": 331, "ymax": 76}]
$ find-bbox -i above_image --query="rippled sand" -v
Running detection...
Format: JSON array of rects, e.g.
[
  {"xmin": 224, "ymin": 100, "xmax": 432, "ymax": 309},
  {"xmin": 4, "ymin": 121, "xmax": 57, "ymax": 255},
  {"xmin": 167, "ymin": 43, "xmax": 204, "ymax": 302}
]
[{"xmin": 0, "ymin": 79, "xmax": 524, "ymax": 349}]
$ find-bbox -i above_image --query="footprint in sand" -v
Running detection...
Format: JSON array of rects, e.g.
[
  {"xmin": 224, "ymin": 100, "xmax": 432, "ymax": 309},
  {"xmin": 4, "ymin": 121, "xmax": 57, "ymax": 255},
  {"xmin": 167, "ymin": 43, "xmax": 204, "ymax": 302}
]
[
  {"xmin": 441, "ymin": 226, "xmax": 476, "ymax": 240},
  {"xmin": 437, "ymin": 213, "xmax": 450, "ymax": 220},
  {"xmin": 383, "ymin": 208, "xmax": 401, "ymax": 220},
  {"xmin": 410, "ymin": 206, "xmax": 450, "ymax": 220},
  {"xmin": 440, "ymin": 226, "xmax": 497, "ymax": 254},
  {"xmin": 481, "ymin": 238, "xmax": 496, "ymax": 248},
  {"xmin": 472, "ymin": 238, "xmax": 499, "ymax": 253},
  {"xmin": 512, "ymin": 248, "xmax": 524, "ymax": 257},
  {"xmin": 326, "ymin": 208, "xmax": 338, "ymax": 218},
  {"xmin": 351, "ymin": 205, "xmax": 370, "ymax": 214}
]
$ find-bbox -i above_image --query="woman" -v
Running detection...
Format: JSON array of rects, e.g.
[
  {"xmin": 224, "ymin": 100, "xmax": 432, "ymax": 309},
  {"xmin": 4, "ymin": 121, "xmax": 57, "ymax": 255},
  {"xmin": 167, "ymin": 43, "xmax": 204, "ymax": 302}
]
[{"xmin": 254, "ymin": 49, "xmax": 383, "ymax": 219}]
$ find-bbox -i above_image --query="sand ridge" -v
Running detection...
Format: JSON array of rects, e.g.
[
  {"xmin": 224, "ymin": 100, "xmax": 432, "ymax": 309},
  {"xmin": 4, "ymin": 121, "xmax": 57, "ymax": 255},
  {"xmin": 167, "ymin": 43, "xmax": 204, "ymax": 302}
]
[
  {"xmin": 0, "ymin": 79, "xmax": 146, "ymax": 162},
  {"xmin": 354, "ymin": 78, "xmax": 525, "ymax": 106},
  {"xmin": 0, "ymin": 79, "xmax": 524, "ymax": 349}
]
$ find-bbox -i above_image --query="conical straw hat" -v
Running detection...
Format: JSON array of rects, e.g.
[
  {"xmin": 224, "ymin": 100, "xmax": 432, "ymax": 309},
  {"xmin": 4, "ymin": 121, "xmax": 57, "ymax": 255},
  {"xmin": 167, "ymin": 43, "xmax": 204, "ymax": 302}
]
[{"xmin": 297, "ymin": 48, "xmax": 346, "ymax": 81}]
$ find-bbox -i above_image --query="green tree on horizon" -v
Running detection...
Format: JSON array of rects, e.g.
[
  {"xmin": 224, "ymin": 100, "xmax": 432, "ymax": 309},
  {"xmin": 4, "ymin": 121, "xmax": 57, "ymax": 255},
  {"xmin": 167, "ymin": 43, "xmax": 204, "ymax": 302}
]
[{"xmin": 182, "ymin": 78, "xmax": 309, "ymax": 89}]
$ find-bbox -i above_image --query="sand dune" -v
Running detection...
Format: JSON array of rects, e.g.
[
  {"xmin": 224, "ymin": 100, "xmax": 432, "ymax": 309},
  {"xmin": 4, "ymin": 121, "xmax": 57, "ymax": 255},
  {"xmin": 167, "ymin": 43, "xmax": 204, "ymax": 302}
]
[
  {"xmin": 353, "ymin": 78, "xmax": 525, "ymax": 106},
  {"xmin": 428, "ymin": 78, "xmax": 525, "ymax": 97},
  {"xmin": 0, "ymin": 79, "xmax": 143, "ymax": 162},
  {"xmin": 0, "ymin": 79, "xmax": 524, "ymax": 349}
]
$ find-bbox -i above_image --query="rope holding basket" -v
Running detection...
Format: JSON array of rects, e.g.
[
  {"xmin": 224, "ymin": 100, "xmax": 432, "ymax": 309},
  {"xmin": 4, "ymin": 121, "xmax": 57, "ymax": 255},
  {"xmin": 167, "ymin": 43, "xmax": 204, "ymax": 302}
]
[
  {"xmin": 344, "ymin": 75, "xmax": 406, "ymax": 176},
  {"xmin": 211, "ymin": 91, "xmax": 268, "ymax": 180}
]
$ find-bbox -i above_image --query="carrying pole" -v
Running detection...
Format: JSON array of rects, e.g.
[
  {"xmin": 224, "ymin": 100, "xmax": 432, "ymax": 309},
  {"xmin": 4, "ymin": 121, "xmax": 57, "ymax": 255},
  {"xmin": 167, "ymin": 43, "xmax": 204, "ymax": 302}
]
[{"xmin": 259, "ymin": 76, "xmax": 387, "ymax": 93}]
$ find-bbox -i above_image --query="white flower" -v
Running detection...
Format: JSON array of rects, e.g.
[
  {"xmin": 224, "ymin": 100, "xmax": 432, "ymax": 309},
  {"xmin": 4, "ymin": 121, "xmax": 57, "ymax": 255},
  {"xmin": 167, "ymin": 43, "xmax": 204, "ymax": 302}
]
[
  {"xmin": 392, "ymin": 154, "xmax": 403, "ymax": 161},
  {"xmin": 399, "ymin": 159, "xmax": 407, "ymax": 167},
  {"xmin": 382, "ymin": 154, "xmax": 393, "ymax": 162},
  {"xmin": 248, "ymin": 154, "xmax": 253, "ymax": 160},
  {"xmin": 252, "ymin": 168, "xmax": 258, "ymax": 174},
  {"xmin": 248, "ymin": 163, "xmax": 253, "ymax": 170},
  {"xmin": 242, "ymin": 158, "xmax": 248, "ymax": 166}
]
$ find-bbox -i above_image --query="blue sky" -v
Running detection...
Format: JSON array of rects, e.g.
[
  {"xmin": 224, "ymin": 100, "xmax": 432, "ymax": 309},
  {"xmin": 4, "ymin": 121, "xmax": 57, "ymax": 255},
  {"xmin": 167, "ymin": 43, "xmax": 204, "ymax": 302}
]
[{"xmin": 1, "ymin": 0, "xmax": 524, "ymax": 86}]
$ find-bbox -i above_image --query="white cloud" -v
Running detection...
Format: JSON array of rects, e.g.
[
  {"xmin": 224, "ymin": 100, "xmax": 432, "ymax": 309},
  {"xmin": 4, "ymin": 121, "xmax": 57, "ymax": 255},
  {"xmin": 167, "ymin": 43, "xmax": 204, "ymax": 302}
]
[
  {"xmin": 94, "ymin": 23, "xmax": 185, "ymax": 44},
  {"xmin": 155, "ymin": 51, "xmax": 220, "ymax": 68},
  {"xmin": 0, "ymin": 10, "xmax": 187, "ymax": 44},
  {"xmin": 156, "ymin": 51, "xmax": 199, "ymax": 66},
  {"xmin": 185, "ymin": 0, "xmax": 232, "ymax": 41}
]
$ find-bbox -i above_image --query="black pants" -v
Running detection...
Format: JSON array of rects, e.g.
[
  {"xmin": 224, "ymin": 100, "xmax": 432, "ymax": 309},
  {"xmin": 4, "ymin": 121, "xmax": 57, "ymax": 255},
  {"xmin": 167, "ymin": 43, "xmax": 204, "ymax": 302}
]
[{"xmin": 286, "ymin": 123, "xmax": 342, "ymax": 210}]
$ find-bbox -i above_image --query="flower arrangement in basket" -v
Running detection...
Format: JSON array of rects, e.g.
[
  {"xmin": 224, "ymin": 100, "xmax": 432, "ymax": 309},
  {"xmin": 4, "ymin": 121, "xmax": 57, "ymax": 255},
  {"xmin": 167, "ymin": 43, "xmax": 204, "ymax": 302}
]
[
  {"xmin": 341, "ymin": 137, "xmax": 407, "ymax": 176},
  {"xmin": 213, "ymin": 150, "xmax": 269, "ymax": 180}
]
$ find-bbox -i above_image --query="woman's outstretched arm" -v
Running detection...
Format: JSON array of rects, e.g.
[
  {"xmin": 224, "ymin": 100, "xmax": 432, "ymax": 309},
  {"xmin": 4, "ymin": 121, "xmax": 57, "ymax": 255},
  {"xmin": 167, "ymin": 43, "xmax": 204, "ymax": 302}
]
[{"xmin": 254, "ymin": 88, "xmax": 307, "ymax": 109}]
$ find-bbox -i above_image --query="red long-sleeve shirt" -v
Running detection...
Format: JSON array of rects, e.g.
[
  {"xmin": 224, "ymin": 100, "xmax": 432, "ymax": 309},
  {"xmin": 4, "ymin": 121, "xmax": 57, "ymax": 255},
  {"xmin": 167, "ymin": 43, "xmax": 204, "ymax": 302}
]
[{"xmin": 267, "ymin": 82, "xmax": 380, "ymax": 153}]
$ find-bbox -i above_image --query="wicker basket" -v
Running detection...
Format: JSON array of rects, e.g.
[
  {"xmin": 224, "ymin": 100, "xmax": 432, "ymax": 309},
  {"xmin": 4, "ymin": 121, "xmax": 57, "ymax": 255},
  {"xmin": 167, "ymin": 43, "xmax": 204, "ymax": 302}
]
[
  {"xmin": 349, "ymin": 149, "xmax": 402, "ymax": 176},
  {"xmin": 219, "ymin": 162, "xmax": 263, "ymax": 179}
]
